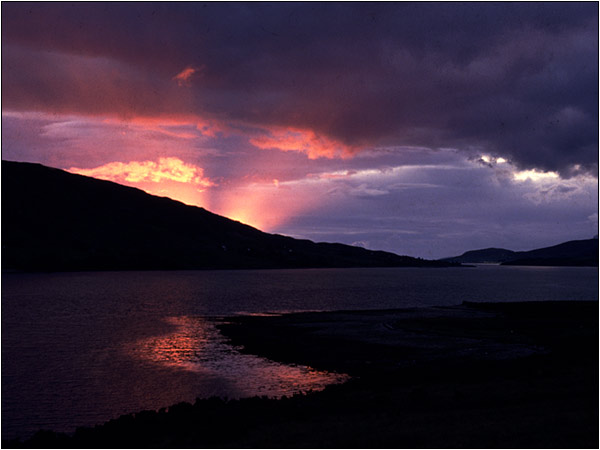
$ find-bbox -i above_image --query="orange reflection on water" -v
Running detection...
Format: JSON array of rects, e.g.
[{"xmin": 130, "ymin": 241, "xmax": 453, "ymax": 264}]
[
  {"xmin": 129, "ymin": 316, "xmax": 349, "ymax": 398},
  {"xmin": 134, "ymin": 316, "xmax": 208, "ymax": 371}
]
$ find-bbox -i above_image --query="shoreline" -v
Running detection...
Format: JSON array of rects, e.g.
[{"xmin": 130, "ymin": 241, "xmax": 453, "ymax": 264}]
[
  {"xmin": 4, "ymin": 300, "xmax": 598, "ymax": 448},
  {"xmin": 217, "ymin": 300, "xmax": 598, "ymax": 375}
]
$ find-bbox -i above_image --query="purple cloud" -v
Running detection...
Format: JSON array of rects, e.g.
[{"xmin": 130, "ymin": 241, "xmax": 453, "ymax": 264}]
[{"xmin": 2, "ymin": 3, "xmax": 597, "ymax": 174}]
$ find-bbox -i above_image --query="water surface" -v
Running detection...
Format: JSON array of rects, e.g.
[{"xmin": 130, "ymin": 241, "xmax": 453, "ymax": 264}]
[{"xmin": 2, "ymin": 266, "xmax": 597, "ymax": 439}]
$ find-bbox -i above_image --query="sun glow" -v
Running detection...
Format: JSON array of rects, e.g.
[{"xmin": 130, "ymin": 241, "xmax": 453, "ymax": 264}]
[
  {"xmin": 68, "ymin": 157, "xmax": 213, "ymax": 185},
  {"xmin": 201, "ymin": 178, "xmax": 320, "ymax": 232},
  {"xmin": 223, "ymin": 205, "xmax": 267, "ymax": 229},
  {"xmin": 68, "ymin": 157, "xmax": 214, "ymax": 207},
  {"xmin": 210, "ymin": 186, "xmax": 297, "ymax": 231},
  {"xmin": 67, "ymin": 157, "xmax": 317, "ymax": 231}
]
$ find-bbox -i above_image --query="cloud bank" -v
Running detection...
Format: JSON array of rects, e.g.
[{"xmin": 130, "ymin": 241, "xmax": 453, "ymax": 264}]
[{"xmin": 3, "ymin": 3, "xmax": 597, "ymax": 175}]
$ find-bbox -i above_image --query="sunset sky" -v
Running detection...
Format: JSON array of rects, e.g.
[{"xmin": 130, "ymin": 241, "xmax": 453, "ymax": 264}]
[{"xmin": 2, "ymin": 2, "xmax": 598, "ymax": 259}]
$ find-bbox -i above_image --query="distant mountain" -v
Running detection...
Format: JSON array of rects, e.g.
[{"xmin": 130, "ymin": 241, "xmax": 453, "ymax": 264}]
[
  {"xmin": 501, "ymin": 239, "xmax": 599, "ymax": 267},
  {"xmin": 441, "ymin": 248, "xmax": 518, "ymax": 264},
  {"xmin": 2, "ymin": 161, "xmax": 453, "ymax": 271},
  {"xmin": 442, "ymin": 239, "xmax": 598, "ymax": 267}
]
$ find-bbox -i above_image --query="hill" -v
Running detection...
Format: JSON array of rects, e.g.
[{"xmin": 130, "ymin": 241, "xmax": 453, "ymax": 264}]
[
  {"xmin": 442, "ymin": 239, "xmax": 598, "ymax": 266},
  {"xmin": 441, "ymin": 248, "xmax": 517, "ymax": 264},
  {"xmin": 501, "ymin": 239, "xmax": 599, "ymax": 266},
  {"xmin": 2, "ymin": 160, "xmax": 452, "ymax": 271}
]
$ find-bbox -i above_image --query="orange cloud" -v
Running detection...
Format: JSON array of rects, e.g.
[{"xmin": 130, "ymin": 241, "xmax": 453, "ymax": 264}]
[
  {"xmin": 69, "ymin": 157, "xmax": 213, "ymax": 186},
  {"xmin": 66, "ymin": 156, "xmax": 331, "ymax": 232},
  {"xmin": 173, "ymin": 66, "xmax": 201, "ymax": 87},
  {"xmin": 250, "ymin": 128, "xmax": 354, "ymax": 159},
  {"xmin": 101, "ymin": 114, "xmax": 226, "ymax": 139},
  {"xmin": 68, "ymin": 157, "xmax": 215, "ymax": 207}
]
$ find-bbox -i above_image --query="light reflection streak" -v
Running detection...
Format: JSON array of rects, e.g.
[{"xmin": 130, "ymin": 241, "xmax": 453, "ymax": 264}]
[{"xmin": 128, "ymin": 316, "xmax": 349, "ymax": 398}]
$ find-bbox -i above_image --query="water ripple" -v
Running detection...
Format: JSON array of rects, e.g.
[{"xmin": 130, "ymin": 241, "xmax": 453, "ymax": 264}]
[{"xmin": 127, "ymin": 316, "xmax": 349, "ymax": 398}]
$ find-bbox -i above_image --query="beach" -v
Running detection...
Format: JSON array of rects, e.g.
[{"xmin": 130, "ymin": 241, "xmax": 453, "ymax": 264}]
[{"xmin": 5, "ymin": 301, "xmax": 598, "ymax": 448}]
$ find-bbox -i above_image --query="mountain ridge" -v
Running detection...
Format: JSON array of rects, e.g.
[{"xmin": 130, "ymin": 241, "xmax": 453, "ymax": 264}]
[
  {"xmin": 442, "ymin": 239, "xmax": 598, "ymax": 266},
  {"xmin": 2, "ymin": 160, "xmax": 454, "ymax": 271}
]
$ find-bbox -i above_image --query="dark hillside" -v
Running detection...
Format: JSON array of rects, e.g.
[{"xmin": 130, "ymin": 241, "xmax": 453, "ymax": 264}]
[
  {"xmin": 501, "ymin": 239, "xmax": 598, "ymax": 266},
  {"xmin": 2, "ymin": 161, "xmax": 451, "ymax": 271}
]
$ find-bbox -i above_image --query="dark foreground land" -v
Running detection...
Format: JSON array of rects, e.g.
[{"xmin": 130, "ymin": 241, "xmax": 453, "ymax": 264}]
[{"xmin": 4, "ymin": 301, "xmax": 598, "ymax": 448}]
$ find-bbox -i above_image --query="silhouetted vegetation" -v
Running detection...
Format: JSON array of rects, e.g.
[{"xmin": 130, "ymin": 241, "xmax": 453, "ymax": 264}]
[{"xmin": 2, "ymin": 160, "xmax": 456, "ymax": 271}]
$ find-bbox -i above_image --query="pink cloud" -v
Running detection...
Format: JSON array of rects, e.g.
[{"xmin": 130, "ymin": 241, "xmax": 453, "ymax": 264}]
[
  {"xmin": 249, "ymin": 128, "xmax": 355, "ymax": 160},
  {"xmin": 67, "ymin": 157, "xmax": 216, "ymax": 208},
  {"xmin": 68, "ymin": 157, "xmax": 214, "ymax": 187},
  {"xmin": 172, "ymin": 66, "xmax": 202, "ymax": 87}
]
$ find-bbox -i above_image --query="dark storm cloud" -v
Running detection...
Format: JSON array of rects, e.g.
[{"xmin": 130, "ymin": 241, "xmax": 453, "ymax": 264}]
[{"xmin": 2, "ymin": 2, "xmax": 598, "ymax": 175}]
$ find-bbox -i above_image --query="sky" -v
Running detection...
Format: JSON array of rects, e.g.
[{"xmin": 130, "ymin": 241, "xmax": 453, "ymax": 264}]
[{"xmin": 2, "ymin": 2, "xmax": 598, "ymax": 259}]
